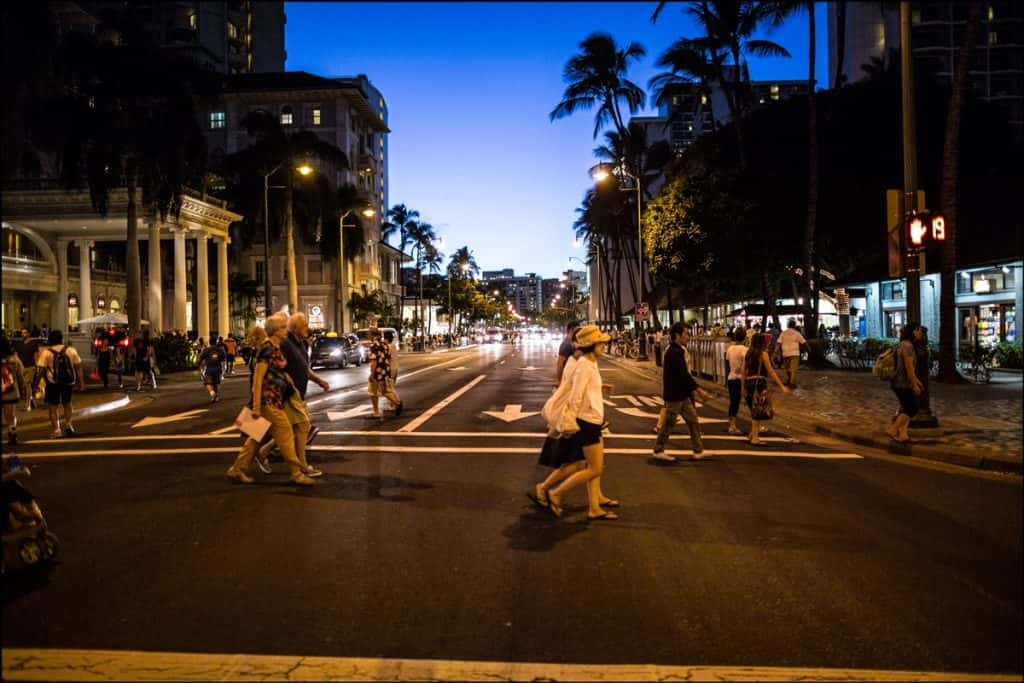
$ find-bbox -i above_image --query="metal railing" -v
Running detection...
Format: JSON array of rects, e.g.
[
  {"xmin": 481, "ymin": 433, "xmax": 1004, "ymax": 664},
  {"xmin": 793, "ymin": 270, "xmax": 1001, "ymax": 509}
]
[{"xmin": 686, "ymin": 335, "xmax": 731, "ymax": 383}]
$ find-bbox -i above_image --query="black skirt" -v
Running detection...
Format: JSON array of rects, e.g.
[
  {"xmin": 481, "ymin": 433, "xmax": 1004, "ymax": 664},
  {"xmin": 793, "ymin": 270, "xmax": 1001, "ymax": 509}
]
[{"xmin": 537, "ymin": 434, "xmax": 584, "ymax": 469}]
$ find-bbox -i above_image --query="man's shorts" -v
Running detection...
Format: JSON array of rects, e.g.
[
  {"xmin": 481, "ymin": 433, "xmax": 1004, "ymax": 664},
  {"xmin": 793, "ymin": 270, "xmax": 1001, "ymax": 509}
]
[
  {"xmin": 203, "ymin": 372, "xmax": 222, "ymax": 387},
  {"xmin": 44, "ymin": 382, "xmax": 73, "ymax": 406},
  {"xmin": 366, "ymin": 378, "xmax": 394, "ymax": 397}
]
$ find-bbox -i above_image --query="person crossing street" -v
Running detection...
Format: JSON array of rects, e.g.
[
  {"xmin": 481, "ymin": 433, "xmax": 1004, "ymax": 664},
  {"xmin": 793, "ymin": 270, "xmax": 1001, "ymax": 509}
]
[
  {"xmin": 652, "ymin": 323, "xmax": 711, "ymax": 462},
  {"xmin": 198, "ymin": 342, "xmax": 225, "ymax": 403}
]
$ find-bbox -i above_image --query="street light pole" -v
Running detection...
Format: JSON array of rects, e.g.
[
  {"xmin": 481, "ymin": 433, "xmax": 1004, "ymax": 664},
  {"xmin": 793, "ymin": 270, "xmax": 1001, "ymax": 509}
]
[
  {"xmin": 338, "ymin": 206, "xmax": 375, "ymax": 334},
  {"xmin": 262, "ymin": 163, "xmax": 283, "ymax": 320}
]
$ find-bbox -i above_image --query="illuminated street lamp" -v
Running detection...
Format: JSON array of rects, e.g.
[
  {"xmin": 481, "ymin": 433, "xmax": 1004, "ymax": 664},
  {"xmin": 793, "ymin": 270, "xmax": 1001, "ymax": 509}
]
[
  {"xmin": 594, "ymin": 162, "xmax": 647, "ymax": 360},
  {"xmin": 337, "ymin": 205, "xmax": 375, "ymax": 333}
]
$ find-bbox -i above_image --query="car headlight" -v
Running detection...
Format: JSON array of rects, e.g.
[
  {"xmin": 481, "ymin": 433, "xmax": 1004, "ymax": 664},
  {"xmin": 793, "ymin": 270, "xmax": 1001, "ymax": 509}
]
[{"xmin": 329, "ymin": 348, "xmax": 341, "ymax": 357}]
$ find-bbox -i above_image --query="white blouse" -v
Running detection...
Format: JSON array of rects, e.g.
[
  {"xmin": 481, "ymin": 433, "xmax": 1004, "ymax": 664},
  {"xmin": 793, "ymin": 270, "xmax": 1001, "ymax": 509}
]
[{"xmin": 568, "ymin": 355, "xmax": 604, "ymax": 425}]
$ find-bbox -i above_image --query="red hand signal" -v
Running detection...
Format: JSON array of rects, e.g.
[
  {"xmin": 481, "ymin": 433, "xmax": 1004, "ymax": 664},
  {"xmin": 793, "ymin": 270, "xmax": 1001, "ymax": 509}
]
[{"xmin": 908, "ymin": 216, "xmax": 927, "ymax": 247}]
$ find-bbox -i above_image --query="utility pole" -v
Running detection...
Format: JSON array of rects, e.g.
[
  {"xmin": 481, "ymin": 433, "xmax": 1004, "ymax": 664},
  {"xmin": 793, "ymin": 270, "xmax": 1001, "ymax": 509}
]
[{"xmin": 901, "ymin": 0, "xmax": 921, "ymax": 326}]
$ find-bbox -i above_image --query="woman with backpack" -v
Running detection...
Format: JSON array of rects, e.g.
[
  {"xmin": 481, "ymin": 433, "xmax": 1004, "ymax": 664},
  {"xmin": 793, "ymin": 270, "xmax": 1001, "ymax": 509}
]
[{"xmin": 886, "ymin": 322, "xmax": 924, "ymax": 444}]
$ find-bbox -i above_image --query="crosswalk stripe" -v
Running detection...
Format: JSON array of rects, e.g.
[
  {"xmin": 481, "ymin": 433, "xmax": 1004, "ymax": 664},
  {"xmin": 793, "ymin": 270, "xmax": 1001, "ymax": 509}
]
[
  {"xmin": 2, "ymin": 648, "xmax": 1012, "ymax": 682},
  {"xmin": 24, "ymin": 432, "xmax": 796, "ymax": 443},
  {"xmin": 14, "ymin": 446, "xmax": 860, "ymax": 460}
]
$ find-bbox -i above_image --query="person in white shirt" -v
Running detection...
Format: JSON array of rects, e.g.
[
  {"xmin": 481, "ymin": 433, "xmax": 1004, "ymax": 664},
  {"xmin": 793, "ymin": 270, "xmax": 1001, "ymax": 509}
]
[
  {"xmin": 35, "ymin": 330, "xmax": 85, "ymax": 438},
  {"xmin": 725, "ymin": 327, "xmax": 749, "ymax": 434},
  {"xmin": 545, "ymin": 325, "xmax": 618, "ymax": 522},
  {"xmin": 778, "ymin": 320, "xmax": 807, "ymax": 388}
]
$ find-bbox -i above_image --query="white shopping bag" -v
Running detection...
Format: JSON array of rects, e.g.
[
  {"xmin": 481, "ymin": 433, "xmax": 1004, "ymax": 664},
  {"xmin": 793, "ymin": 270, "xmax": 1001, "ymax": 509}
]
[{"xmin": 234, "ymin": 406, "xmax": 271, "ymax": 442}]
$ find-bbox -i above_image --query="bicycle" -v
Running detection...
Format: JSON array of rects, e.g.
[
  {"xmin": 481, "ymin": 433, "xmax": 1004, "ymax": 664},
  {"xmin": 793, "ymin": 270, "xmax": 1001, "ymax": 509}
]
[{"xmin": 957, "ymin": 345, "xmax": 994, "ymax": 384}]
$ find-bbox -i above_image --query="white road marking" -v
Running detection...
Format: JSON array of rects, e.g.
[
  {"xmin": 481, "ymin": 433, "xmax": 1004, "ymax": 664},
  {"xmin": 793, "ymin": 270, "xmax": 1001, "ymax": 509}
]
[
  {"xmin": 3, "ymin": 648, "xmax": 1012, "ymax": 682},
  {"xmin": 614, "ymin": 406, "xmax": 727, "ymax": 423},
  {"xmin": 446, "ymin": 366, "xmax": 468, "ymax": 371},
  {"xmin": 611, "ymin": 393, "xmax": 642, "ymax": 406},
  {"xmin": 307, "ymin": 446, "xmax": 861, "ymax": 459},
  {"xmin": 637, "ymin": 395, "xmax": 661, "ymax": 407},
  {"xmin": 397, "ymin": 374, "xmax": 488, "ymax": 433},
  {"xmin": 326, "ymin": 405, "xmax": 373, "ymax": 421},
  {"xmin": 131, "ymin": 408, "xmax": 208, "ymax": 429},
  {"xmin": 208, "ymin": 424, "xmax": 239, "ymax": 435},
  {"xmin": 482, "ymin": 404, "xmax": 540, "ymax": 423},
  {"xmin": 24, "ymin": 432, "xmax": 796, "ymax": 444},
  {"xmin": 305, "ymin": 353, "xmax": 472, "ymax": 407}
]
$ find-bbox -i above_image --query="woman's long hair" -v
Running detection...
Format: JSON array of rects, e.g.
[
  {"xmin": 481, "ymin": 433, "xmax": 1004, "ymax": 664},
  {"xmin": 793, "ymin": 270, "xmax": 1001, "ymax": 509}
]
[{"xmin": 744, "ymin": 332, "xmax": 768, "ymax": 375}]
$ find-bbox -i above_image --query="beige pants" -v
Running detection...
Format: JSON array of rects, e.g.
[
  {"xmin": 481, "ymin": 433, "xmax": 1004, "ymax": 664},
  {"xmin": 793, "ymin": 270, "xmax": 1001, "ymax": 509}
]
[{"xmin": 232, "ymin": 403, "xmax": 305, "ymax": 476}]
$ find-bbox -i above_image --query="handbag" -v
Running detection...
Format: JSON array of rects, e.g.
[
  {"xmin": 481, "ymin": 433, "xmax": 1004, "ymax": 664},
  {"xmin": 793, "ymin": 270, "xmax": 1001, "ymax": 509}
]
[
  {"xmin": 541, "ymin": 381, "xmax": 580, "ymax": 435},
  {"xmin": 750, "ymin": 356, "xmax": 774, "ymax": 420}
]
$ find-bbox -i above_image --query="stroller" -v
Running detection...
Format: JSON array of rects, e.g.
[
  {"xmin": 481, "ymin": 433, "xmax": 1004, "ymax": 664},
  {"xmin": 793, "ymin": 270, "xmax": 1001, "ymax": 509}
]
[{"xmin": 2, "ymin": 454, "xmax": 59, "ymax": 574}]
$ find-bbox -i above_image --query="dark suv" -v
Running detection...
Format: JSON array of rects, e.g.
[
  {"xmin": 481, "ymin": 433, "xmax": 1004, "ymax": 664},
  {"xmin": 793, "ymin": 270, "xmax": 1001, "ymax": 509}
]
[{"xmin": 310, "ymin": 334, "xmax": 364, "ymax": 369}]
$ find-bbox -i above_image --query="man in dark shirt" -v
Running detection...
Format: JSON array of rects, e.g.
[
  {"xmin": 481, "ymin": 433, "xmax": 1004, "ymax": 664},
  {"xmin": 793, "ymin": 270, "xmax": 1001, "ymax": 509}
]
[
  {"xmin": 554, "ymin": 320, "xmax": 580, "ymax": 387},
  {"xmin": 280, "ymin": 313, "xmax": 328, "ymax": 443},
  {"xmin": 653, "ymin": 322, "xmax": 710, "ymax": 463}
]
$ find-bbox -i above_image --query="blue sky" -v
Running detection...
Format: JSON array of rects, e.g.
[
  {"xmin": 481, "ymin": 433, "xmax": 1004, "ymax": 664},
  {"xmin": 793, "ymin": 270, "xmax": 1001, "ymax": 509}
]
[{"xmin": 285, "ymin": 2, "xmax": 828, "ymax": 280}]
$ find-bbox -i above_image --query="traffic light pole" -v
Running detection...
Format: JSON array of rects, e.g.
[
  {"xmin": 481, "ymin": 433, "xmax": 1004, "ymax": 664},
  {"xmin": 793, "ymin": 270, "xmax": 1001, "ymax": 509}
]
[{"xmin": 901, "ymin": 0, "xmax": 921, "ymax": 327}]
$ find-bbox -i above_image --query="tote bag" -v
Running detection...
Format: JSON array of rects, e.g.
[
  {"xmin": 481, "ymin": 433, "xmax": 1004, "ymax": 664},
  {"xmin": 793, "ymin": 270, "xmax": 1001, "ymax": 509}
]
[{"xmin": 750, "ymin": 356, "xmax": 774, "ymax": 420}]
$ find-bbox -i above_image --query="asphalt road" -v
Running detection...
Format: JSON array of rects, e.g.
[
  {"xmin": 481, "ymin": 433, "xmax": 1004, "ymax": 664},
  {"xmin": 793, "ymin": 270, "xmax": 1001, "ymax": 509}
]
[{"xmin": 3, "ymin": 341, "xmax": 1021, "ymax": 677}]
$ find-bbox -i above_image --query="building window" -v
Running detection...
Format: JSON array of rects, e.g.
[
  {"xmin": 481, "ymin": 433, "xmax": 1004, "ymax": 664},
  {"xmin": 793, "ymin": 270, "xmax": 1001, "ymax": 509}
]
[
  {"xmin": 770, "ymin": 83, "xmax": 780, "ymax": 101},
  {"xmin": 109, "ymin": 298, "xmax": 120, "ymax": 312},
  {"xmin": 988, "ymin": 5, "xmax": 994, "ymax": 21},
  {"xmin": 210, "ymin": 111, "xmax": 225, "ymax": 129},
  {"xmin": 255, "ymin": 260, "xmax": 265, "ymax": 286},
  {"xmin": 227, "ymin": 22, "xmax": 238, "ymax": 39},
  {"xmin": 188, "ymin": 11, "xmax": 197, "ymax": 30},
  {"xmin": 281, "ymin": 105, "xmax": 293, "ymax": 126},
  {"xmin": 68, "ymin": 294, "xmax": 79, "ymax": 331},
  {"xmin": 312, "ymin": 108, "xmax": 321, "ymax": 126},
  {"xmin": 307, "ymin": 259, "xmax": 322, "ymax": 285},
  {"xmin": 988, "ymin": 32, "xmax": 998, "ymax": 46},
  {"xmin": 881, "ymin": 281, "xmax": 905, "ymax": 300},
  {"xmin": 96, "ymin": 294, "xmax": 106, "ymax": 310}
]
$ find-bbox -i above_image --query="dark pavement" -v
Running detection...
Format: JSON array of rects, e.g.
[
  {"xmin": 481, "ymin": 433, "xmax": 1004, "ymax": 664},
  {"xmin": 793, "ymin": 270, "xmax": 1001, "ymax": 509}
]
[{"xmin": 2, "ymin": 341, "xmax": 1021, "ymax": 679}]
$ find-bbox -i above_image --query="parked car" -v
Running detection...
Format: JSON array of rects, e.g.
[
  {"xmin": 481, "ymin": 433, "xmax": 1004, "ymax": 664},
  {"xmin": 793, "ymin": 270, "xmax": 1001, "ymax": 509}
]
[{"xmin": 310, "ymin": 333, "xmax": 364, "ymax": 369}]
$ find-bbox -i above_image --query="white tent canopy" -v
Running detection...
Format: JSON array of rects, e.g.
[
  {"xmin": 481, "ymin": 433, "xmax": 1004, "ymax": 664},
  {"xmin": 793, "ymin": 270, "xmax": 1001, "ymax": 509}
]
[{"xmin": 75, "ymin": 313, "xmax": 150, "ymax": 326}]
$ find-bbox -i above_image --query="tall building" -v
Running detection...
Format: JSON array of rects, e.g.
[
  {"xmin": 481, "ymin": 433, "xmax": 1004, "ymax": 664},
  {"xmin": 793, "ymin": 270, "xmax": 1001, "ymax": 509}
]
[
  {"xmin": 200, "ymin": 70, "xmax": 393, "ymax": 331},
  {"xmin": 829, "ymin": 0, "xmax": 1023, "ymax": 141},
  {"xmin": 481, "ymin": 270, "xmax": 543, "ymax": 316},
  {"xmin": 78, "ymin": 1, "xmax": 286, "ymax": 74}
]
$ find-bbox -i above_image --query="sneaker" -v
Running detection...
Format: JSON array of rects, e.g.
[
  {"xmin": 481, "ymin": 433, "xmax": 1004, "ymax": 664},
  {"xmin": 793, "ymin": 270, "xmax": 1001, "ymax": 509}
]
[
  {"xmin": 305, "ymin": 426, "xmax": 320, "ymax": 445},
  {"xmin": 652, "ymin": 450, "xmax": 676, "ymax": 463},
  {"xmin": 691, "ymin": 451, "xmax": 706, "ymax": 460},
  {"xmin": 51, "ymin": 429, "xmax": 63, "ymax": 439},
  {"xmin": 290, "ymin": 473, "xmax": 315, "ymax": 486},
  {"xmin": 254, "ymin": 454, "xmax": 273, "ymax": 475},
  {"xmin": 394, "ymin": 402, "xmax": 403, "ymax": 417},
  {"xmin": 65, "ymin": 425, "xmax": 77, "ymax": 436},
  {"xmin": 226, "ymin": 467, "xmax": 254, "ymax": 484},
  {"xmin": 303, "ymin": 465, "xmax": 323, "ymax": 478},
  {"xmin": 727, "ymin": 424, "xmax": 743, "ymax": 435},
  {"xmin": 748, "ymin": 437, "xmax": 763, "ymax": 446}
]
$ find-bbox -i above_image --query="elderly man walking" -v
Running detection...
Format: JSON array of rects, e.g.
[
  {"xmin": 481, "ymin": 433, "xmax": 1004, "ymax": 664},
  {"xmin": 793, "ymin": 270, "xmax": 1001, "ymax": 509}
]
[{"xmin": 256, "ymin": 312, "xmax": 327, "ymax": 478}]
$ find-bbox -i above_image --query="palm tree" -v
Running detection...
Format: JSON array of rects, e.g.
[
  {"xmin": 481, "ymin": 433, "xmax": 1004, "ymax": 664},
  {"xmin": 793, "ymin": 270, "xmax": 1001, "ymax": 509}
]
[
  {"xmin": 225, "ymin": 110, "xmax": 349, "ymax": 314},
  {"xmin": 406, "ymin": 220, "xmax": 439, "ymax": 341},
  {"xmin": 55, "ymin": 33, "xmax": 214, "ymax": 337},
  {"xmin": 381, "ymin": 204, "xmax": 421, "ymax": 331},
  {"xmin": 648, "ymin": 36, "xmax": 727, "ymax": 137},
  {"xmin": 549, "ymin": 32, "xmax": 647, "ymax": 139},
  {"xmin": 446, "ymin": 246, "xmax": 479, "ymax": 336},
  {"xmin": 656, "ymin": 1, "xmax": 791, "ymax": 171},
  {"xmin": 938, "ymin": 0, "xmax": 985, "ymax": 382}
]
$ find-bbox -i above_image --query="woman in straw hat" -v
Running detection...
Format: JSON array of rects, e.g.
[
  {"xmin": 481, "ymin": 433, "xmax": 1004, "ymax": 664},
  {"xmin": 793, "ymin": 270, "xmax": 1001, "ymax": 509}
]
[{"xmin": 545, "ymin": 324, "xmax": 619, "ymax": 521}]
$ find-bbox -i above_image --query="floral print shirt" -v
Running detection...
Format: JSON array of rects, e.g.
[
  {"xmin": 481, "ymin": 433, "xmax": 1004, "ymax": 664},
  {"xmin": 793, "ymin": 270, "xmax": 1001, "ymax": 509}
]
[
  {"xmin": 256, "ymin": 340, "xmax": 295, "ymax": 409},
  {"xmin": 368, "ymin": 338, "xmax": 391, "ymax": 383}
]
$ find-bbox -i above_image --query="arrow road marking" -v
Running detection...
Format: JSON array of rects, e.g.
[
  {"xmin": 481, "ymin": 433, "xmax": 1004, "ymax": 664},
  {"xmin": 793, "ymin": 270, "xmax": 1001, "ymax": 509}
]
[
  {"xmin": 327, "ymin": 405, "xmax": 373, "ymax": 421},
  {"xmin": 132, "ymin": 408, "xmax": 208, "ymax": 429},
  {"xmin": 482, "ymin": 404, "xmax": 540, "ymax": 423},
  {"xmin": 398, "ymin": 374, "xmax": 487, "ymax": 433},
  {"xmin": 518, "ymin": 366, "xmax": 540, "ymax": 371}
]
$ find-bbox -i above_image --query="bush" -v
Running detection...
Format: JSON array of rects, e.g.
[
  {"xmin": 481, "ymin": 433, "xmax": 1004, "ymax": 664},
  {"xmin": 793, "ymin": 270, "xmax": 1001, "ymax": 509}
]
[
  {"xmin": 152, "ymin": 335, "xmax": 196, "ymax": 373},
  {"xmin": 862, "ymin": 337, "xmax": 897, "ymax": 360},
  {"xmin": 994, "ymin": 341, "xmax": 1022, "ymax": 369}
]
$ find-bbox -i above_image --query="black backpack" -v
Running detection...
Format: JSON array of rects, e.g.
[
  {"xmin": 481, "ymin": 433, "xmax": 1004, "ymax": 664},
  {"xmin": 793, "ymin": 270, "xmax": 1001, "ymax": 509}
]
[{"xmin": 54, "ymin": 347, "xmax": 77, "ymax": 387}]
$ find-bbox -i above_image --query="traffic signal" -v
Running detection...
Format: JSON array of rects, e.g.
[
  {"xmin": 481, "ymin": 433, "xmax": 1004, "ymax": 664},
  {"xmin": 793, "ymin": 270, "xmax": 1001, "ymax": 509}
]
[
  {"xmin": 908, "ymin": 215, "xmax": 927, "ymax": 247},
  {"xmin": 931, "ymin": 213, "xmax": 945, "ymax": 240},
  {"xmin": 906, "ymin": 211, "xmax": 945, "ymax": 249}
]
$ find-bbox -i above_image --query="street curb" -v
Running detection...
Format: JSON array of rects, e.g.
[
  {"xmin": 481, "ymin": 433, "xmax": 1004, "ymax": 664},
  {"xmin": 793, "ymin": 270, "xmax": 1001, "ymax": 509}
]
[
  {"xmin": 604, "ymin": 355, "xmax": 1023, "ymax": 476},
  {"xmin": 14, "ymin": 392, "xmax": 145, "ymax": 430}
]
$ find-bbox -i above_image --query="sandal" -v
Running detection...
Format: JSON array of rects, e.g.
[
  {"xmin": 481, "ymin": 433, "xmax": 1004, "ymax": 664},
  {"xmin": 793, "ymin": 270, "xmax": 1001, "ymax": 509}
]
[
  {"xmin": 588, "ymin": 510, "xmax": 619, "ymax": 521},
  {"xmin": 526, "ymin": 485, "xmax": 549, "ymax": 510},
  {"xmin": 598, "ymin": 498, "xmax": 620, "ymax": 508},
  {"xmin": 546, "ymin": 490, "xmax": 562, "ymax": 518}
]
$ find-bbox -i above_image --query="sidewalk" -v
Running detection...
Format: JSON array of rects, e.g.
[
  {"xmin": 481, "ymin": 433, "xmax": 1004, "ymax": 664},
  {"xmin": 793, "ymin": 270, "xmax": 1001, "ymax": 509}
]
[{"xmin": 608, "ymin": 353, "xmax": 1023, "ymax": 475}]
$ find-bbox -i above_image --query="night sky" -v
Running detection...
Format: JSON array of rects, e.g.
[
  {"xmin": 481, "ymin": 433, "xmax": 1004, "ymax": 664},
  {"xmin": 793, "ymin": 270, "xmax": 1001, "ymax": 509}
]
[{"xmin": 285, "ymin": 2, "xmax": 828, "ymax": 279}]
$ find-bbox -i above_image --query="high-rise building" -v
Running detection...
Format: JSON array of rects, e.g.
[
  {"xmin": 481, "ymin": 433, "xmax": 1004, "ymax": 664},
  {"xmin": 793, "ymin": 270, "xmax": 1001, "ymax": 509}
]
[
  {"xmin": 829, "ymin": 0, "xmax": 1023, "ymax": 141},
  {"xmin": 77, "ymin": 1, "xmax": 286, "ymax": 74}
]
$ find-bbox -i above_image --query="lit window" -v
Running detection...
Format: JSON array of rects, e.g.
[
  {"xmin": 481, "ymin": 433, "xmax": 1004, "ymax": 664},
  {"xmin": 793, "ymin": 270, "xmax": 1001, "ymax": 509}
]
[
  {"xmin": 188, "ymin": 11, "xmax": 197, "ymax": 30},
  {"xmin": 770, "ymin": 83, "xmax": 780, "ymax": 101},
  {"xmin": 227, "ymin": 22, "xmax": 238, "ymax": 39},
  {"xmin": 312, "ymin": 108, "xmax": 321, "ymax": 125},
  {"xmin": 988, "ymin": 32, "xmax": 998, "ymax": 46},
  {"xmin": 700, "ymin": 94, "xmax": 707, "ymax": 105},
  {"xmin": 281, "ymin": 105, "xmax": 293, "ymax": 125},
  {"xmin": 210, "ymin": 111, "xmax": 225, "ymax": 129},
  {"xmin": 988, "ymin": 5, "xmax": 994, "ymax": 21}
]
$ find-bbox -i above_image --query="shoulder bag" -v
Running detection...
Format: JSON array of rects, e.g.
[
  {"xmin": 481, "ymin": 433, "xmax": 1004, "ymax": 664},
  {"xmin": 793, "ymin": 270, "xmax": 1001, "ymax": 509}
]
[{"xmin": 750, "ymin": 354, "xmax": 774, "ymax": 421}]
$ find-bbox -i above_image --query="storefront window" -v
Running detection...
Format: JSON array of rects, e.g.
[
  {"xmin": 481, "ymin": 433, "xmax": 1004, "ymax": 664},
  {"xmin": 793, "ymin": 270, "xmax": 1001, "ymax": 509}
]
[
  {"xmin": 68, "ymin": 294, "xmax": 79, "ymax": 331},
  {"xmin": 109, "ymin": 299, "xmax": 120, "ymax": 312},
  {"xmin": 881, "ymin": 281, "xmax": 905, "ymax": 300},
  {"xmin": 885, "ymin": 310, "xmax": 906, "ymax": 338},
  {"xmin": 308, "ymin": 304, "xmax": 324, "ymax": 330},
  {"xmin": 957, "ymin": 267, "xmax": 1016, "ymax": 294}
]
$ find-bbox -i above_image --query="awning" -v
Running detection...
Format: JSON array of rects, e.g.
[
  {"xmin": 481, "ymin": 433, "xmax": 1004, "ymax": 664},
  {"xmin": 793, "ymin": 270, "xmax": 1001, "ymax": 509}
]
[{"xmin": 726, "ymin": 304, "xmax": 805, "ymax": 318}]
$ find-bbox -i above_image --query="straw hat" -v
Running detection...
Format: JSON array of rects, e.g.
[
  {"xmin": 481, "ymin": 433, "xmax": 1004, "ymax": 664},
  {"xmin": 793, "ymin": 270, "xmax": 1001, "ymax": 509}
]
[{"xmin": 574, "ymin": 324, "xmax": 611, "ymax": 348}]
